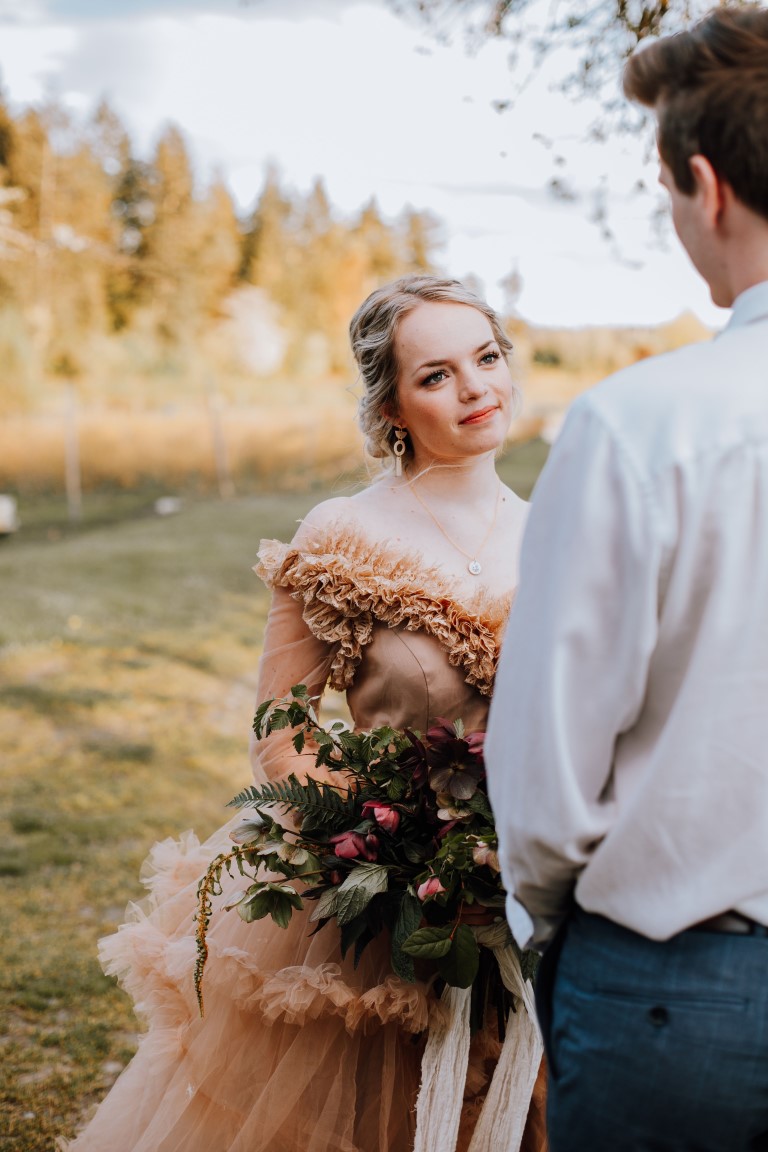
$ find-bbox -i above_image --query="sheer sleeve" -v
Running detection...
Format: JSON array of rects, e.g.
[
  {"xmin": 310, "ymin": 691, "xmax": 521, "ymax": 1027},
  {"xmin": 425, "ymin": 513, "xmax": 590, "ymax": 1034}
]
[{"xmin": 248, "ymin": 584, "xmax": 337, "ymax": 786}]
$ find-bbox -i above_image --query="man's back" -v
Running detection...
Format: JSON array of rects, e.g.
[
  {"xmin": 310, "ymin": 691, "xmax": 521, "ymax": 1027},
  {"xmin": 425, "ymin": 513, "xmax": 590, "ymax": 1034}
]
[
  {"xmin": 560, "ymin": 283, "xmax": 768, "ymax": 938},
  {"xmin": 486, "ymin": 9, "xmax": 768, "ymax": 1149}
]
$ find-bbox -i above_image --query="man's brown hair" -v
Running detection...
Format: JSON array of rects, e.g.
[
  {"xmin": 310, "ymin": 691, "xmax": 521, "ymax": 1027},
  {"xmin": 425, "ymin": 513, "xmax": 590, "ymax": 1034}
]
[{"xmin": 623, "ymin": 5, "xmax": 768, "ymax": 220}]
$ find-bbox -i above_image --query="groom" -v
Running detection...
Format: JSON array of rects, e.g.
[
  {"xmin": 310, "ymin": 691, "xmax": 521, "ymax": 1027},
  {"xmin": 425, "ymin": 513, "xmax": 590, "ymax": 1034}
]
[{"xmin": 486, "ymin": 7, "xmax": 768, "ymax": 1151}]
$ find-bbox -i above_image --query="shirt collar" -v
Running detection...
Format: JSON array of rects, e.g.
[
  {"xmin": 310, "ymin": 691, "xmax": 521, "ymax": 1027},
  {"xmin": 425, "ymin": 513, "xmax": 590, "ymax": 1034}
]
[{"xmin": 724, "ymin": 280, "xmax": 768, "ymax": 332}]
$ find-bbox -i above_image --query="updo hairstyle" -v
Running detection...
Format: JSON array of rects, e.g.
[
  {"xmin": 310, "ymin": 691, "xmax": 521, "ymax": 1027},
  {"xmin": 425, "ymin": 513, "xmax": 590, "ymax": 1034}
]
[{"xmin": 349, "ymin": 274, "xmax": 516, "ymax": 466}]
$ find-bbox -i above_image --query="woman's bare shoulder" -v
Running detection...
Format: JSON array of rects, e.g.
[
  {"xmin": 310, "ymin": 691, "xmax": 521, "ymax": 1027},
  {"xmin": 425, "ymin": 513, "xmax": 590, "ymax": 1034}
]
[{"xmin": 290, "ymin": 488, "xmax": 375, "ymax": 545}]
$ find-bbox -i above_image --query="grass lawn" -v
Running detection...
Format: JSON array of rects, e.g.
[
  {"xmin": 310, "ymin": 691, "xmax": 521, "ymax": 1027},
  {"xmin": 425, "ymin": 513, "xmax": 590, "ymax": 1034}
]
[{"xmin": 0, "ymin": 440, "xmax": 548, "ymax": 1150}]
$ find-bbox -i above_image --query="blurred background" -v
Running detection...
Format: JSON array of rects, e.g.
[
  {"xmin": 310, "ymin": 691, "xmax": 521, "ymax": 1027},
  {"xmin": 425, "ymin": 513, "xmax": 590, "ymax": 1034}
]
[
  {"xmin": 0, "ymin": 1, "xmax": 758, "ymax": 1145},
  {"xmin": 0, "ymin": 0, "xmax": 732, "ymax": 506}
]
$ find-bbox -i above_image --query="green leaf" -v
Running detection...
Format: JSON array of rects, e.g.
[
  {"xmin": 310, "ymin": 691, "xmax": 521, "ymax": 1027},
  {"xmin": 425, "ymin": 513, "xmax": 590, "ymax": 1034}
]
[
  {"xmin": 286, "ymin": 701, "xmax": 309, "ymax": 726},
  {"xmin": 270, "ymin": 893, "xmax": 295, "ymax": 929},
  {"xmin": 292, "ymin": 730, "xmax": 306, "ymax": 754},
  {"xmin": 401, "ymin": 925, "xmax": 453, "ymax": 960},
  {"xmin": 253, "ymin": 697, "xmax": 276, "ymax": 737},
  {"xmin": 309, "ymin": 885, "xmax": 340, "ymax": 923},
  {"xmin": 292, "ymin": 850, "xmax": 323, "ymax": 877},
  {"xmin": 268, "ymin": 882, "xmax": 304, "ymax": 910},
  {"xmin": 466, "ymin": 792, "xmax": 494, "ymax": 821},
  {"xmin": 336, "ymin": 863, "xmax": 389, "ymax": 926},
  {"xmin": 437, "ymin": 924, "xmax": 480, "ymax": 989},
  {"xmin": 237, "ymin": 889, "xmax": 274, "ymax": 923},
  {"xmin": 403, "ymin": 841, "xmax": 429, "ymax": 864},
  {"xmin": 340, "ymin": 913, "xmax": 370, "ymax": 958},
  {"xmin": 386, "ymin": 777, "xmax": 407, "ymax": 801},
  {"xmin": 234, "ymin": 881, "xmax": 303, "ymax": 924},
  {"xmin": 268, "ymin": 711, "xmax": 291, "ymax": 731},
  {"xmin": 390, "ymin": 892, "xmax": 422, "ymax": 982},
  {"xmin": 453, "ymin": 718, "xmax": 465, "ymax": 739}
]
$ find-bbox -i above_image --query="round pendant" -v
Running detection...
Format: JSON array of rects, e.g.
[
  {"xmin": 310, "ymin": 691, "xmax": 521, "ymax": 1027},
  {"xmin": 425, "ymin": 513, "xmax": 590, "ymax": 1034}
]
[{"xmin": 468, "ymin": 559, "xmax": 482, "ymax": 576}]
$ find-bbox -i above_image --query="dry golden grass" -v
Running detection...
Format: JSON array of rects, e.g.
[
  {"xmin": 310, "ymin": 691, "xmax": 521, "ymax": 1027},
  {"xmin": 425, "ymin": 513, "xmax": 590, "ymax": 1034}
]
[
  {"xmin": 0, "ymin": 392, "xmax": 362, "ymax": 494},
  {"xmin": 0, "ymin": 401, "xmax": 545, "ymax": 497},
  {"xmin": 3, "ymin": 307, "xmax": 714, "ymax": 497}
]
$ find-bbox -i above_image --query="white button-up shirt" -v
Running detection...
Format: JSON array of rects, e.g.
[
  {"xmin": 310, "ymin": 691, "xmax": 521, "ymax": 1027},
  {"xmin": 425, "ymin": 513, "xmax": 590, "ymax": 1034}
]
[{"xmin": 487, "ymin": 281, "xmax": 768, "ymax": 948}]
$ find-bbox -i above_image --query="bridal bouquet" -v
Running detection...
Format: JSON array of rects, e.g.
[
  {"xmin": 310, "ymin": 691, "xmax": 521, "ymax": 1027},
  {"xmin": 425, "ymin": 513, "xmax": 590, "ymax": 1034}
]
[{"xmin": 194, "ymin": 685, "xmax": 536, "ymax": 1019}]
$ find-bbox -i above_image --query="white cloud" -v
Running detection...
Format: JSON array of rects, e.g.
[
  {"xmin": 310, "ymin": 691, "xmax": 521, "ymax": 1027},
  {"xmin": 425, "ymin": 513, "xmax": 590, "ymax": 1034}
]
[{"xmin": 0, "ymin": 23, "xmax": 78, "ymax": 102}]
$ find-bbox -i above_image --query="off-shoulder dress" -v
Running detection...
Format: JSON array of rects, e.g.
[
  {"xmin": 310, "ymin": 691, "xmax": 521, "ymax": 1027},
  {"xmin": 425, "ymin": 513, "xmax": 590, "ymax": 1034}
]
[{"xmin": 63, "ymin": 525, "xmax": 546, "ymax": 1152}]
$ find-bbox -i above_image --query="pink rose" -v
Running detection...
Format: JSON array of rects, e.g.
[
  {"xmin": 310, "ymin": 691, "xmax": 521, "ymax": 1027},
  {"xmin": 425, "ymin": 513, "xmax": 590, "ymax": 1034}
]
[
  {"xmin": 330, "ymin": 830, "xmax": 379, "ymax": 862},
  {"xmin": 330, "ymin": 831, "xmax": 368, "ymax": 860},
  {"xmin": 417, "ymin": 876, "xmax": 447, "ymax": 902},
  {"xmin": 361, "ymin": 801, "xmax": 401, "ymax": 834}
]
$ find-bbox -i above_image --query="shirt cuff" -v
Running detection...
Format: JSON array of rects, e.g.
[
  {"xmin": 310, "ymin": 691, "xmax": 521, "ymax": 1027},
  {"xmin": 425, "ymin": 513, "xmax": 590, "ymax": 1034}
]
[{"xmin": 505, "ymin": 893, "xmax": 535, "ymax": 950}]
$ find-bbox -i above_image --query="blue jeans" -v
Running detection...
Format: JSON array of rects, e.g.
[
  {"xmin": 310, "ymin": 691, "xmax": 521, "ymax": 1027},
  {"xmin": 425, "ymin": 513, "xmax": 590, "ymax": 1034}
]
[{"xmin": 537, "ymin": 907, "xmax": 768, "ymax": 1151}]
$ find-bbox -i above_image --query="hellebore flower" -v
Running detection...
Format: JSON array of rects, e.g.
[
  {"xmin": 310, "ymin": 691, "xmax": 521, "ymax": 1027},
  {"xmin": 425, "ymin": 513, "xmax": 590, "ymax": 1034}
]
[
  {"xmin": 472, "ymin": 841, "xmax": 500, "ymax": 872},
  {"xmin": 361, "ymin": 801, "xmax": 401, "ymax": 833},
  {"xmin": 435, "ymin": 791, "xmax": 473, "ymax": 822},
  {"xmin": 426, "ymin": 719, "xmax": 485, "ymax": 801},
  {"xmin": 417, "ymin": 875, "xmax": 447, "ymax": 902},
  {"xmin": 230, "ymin": 812, "xmax": 272, "ymax": 844},
  {"xmin": 330, "ymin": 830, "xmax": 379, "ymax": 862}
]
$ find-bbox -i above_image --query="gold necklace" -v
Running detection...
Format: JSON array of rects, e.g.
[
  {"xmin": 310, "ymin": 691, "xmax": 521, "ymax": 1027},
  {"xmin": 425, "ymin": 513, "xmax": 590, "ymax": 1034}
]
[{"xmin": 410, "ymin": 478, "xmax": 502, "ymax": 576}]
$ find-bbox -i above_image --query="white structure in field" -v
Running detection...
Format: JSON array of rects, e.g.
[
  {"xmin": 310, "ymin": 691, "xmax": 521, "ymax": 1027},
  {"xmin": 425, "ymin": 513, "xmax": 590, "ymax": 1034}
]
[{"xmin": 0, "ymin": 495, "xmax": 19, "ymax": 534}]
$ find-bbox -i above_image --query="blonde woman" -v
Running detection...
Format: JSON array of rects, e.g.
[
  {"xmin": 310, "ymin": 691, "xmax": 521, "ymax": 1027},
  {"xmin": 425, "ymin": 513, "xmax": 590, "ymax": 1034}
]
[{"xmin": 65, "ymin": 274, "xmax": 546, "ymax": 1152}]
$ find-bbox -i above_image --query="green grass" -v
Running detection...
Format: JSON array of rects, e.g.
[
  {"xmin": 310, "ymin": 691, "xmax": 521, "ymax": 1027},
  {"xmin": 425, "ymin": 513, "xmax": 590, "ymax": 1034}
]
[
  {"xmin": 0, "ymin": 440, "xmax": 548, "ymax": 1149},
  {"xmin": 496, "ymin": 437, "xmax": 549, "ymax": 500}
]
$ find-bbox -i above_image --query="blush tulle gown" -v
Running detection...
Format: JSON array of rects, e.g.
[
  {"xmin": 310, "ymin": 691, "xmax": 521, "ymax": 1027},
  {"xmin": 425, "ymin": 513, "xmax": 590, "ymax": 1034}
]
[{"xmin": 63, "ymin": 526, "xmax": 547, "ymax": 1152}]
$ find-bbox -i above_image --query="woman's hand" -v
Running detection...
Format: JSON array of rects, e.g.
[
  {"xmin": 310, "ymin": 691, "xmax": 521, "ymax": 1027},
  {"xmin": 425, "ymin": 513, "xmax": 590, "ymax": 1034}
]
[{"xmin": 456, "ymin": 902, "xmax": 498, "ymax": 927}]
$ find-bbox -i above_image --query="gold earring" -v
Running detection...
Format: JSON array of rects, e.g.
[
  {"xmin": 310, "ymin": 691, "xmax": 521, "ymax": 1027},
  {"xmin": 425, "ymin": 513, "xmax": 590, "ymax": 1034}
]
[{"xmin": 393, "ymin": 427, "xmax": 407, "ymax": 477}]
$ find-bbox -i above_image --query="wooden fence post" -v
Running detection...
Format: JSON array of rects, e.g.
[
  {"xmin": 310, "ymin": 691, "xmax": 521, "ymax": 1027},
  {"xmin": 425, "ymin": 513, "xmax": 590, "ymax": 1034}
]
[
  {"xmin": 205, "ymin": 379, "xmax": 235, "ymax": 500},
  {"xmin": 64, "ymin": 384, "xmax": 82, "ymax": 522}
]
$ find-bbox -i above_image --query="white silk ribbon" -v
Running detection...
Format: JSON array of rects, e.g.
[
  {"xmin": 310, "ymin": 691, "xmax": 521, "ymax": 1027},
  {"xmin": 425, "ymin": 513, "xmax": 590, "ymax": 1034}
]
[{"xmin": 413, "ymin": 924, "xmax": 542, "ymax": 1152}]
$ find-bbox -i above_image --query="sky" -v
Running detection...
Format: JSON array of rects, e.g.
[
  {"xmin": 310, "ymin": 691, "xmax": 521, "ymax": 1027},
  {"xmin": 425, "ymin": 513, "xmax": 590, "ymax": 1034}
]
[{"xmin": 0, "ymin": 0, "xmax": 730, "ymax": 328}]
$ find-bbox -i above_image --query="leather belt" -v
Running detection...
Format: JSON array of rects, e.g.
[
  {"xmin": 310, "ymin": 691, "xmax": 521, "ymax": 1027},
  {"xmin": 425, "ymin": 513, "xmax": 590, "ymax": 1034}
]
[{"xmin": 692, "ymin": 911, "xmax": 768, "ymax": 937}]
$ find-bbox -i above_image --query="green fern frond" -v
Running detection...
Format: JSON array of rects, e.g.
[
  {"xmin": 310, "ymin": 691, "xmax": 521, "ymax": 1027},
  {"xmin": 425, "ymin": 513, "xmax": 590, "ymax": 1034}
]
[{"xmin": 227, "ymin": 773, "xmax": 357, "ymax": 820}]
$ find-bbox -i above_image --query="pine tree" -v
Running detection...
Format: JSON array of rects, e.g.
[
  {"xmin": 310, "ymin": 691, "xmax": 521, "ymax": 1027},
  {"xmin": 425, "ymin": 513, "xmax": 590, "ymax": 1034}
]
[
  {"xmin": 196, "ymin": 177, "xmax": 241, "ymax": 318},
  {"xmin": 141, "ymin": 124, "xmax": 200, "ymax": 347}
]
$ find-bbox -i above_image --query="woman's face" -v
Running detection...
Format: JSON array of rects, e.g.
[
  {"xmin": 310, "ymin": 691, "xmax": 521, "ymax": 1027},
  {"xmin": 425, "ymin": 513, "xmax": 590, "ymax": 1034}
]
[{"xmin": 392, "ymin": 300, "xmax": 514, "ymax": 467}]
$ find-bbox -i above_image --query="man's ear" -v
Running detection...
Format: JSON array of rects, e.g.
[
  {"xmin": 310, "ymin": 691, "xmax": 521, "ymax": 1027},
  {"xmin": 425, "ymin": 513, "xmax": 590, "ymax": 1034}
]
[{"xmin": 688, "ymin": 154, "xmax": 727, "ymax": 227}]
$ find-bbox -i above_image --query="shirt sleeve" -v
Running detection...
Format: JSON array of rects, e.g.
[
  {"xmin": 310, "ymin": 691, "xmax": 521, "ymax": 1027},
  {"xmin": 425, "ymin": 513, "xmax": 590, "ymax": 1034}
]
[{"xmin": 486, "ymin": 396, "xmax": 661, "ymax": 948}]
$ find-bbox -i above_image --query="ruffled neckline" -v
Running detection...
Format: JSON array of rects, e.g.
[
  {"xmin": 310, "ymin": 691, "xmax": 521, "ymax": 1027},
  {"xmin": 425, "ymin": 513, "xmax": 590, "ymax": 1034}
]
[{"xmin": 255, "ymin": 523, "xmax": 512, "ymax": 697}]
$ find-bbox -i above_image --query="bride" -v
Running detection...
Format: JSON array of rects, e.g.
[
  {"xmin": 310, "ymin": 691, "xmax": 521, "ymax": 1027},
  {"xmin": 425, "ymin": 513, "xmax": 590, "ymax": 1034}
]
[{"xmin": 63, "ymin": 274, "xmax": 546, "ymax": 1152}]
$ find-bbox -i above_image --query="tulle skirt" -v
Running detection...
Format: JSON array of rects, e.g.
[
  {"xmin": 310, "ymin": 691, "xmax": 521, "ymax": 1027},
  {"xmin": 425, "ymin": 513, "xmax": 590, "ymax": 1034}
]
[{"xmin": 62, "ymin": 818, "xmax": 546, "ymax": 1152}]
